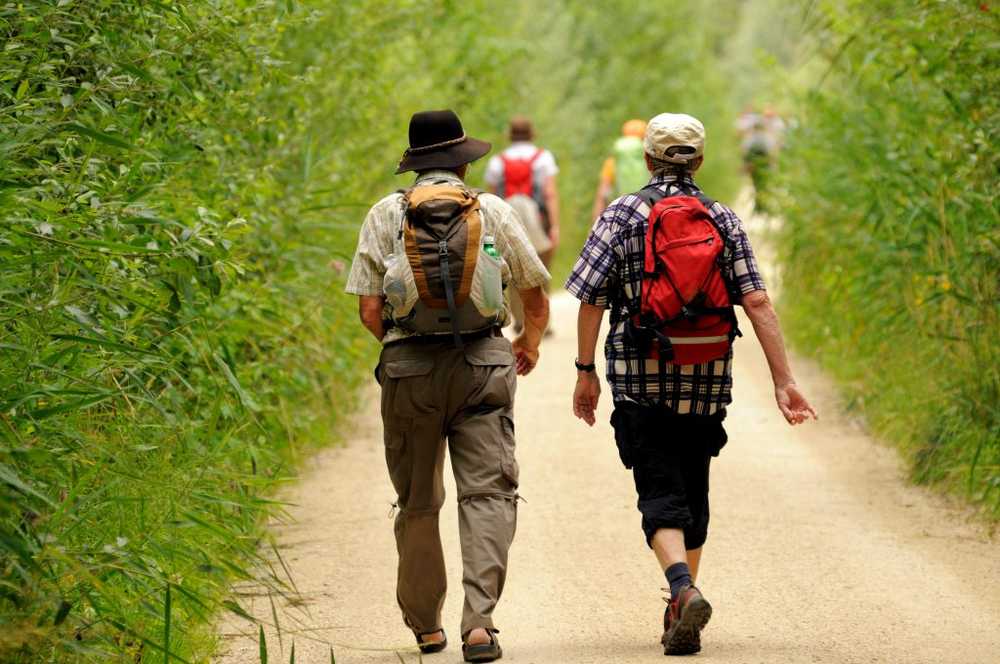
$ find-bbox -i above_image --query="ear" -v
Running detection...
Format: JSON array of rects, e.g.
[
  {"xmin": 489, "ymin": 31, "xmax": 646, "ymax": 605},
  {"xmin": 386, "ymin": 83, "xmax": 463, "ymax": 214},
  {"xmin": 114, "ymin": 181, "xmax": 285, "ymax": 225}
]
[
  {"xmin": 690, "ymin": 156, "xmax": 704, "ymax": 172},
  {"xmin": 644, "ymin": 153, "xmax": 655, "ymax": 173}
]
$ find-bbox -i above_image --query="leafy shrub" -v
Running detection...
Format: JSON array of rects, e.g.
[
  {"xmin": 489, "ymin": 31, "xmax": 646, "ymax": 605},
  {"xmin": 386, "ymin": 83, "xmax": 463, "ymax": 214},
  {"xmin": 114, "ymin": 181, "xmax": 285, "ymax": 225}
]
[
  {"xmin": 0, "ymin": 1, "xmax": 748, "ymax": 660},
  {"xmin": 774, "ymin": 0, "xmax": 999, "ymax": 514}
]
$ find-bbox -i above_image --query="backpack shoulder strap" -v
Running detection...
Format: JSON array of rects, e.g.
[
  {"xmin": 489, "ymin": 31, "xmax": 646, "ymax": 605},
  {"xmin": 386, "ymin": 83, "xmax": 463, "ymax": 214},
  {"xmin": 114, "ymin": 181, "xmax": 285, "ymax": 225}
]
[
  {"xmin": 529, "ymin": 148, "xmax": 544, "ymax": 164},
  {"xmin": 636, "ymin": 184, "xmax": 666, "ymax": 210}
]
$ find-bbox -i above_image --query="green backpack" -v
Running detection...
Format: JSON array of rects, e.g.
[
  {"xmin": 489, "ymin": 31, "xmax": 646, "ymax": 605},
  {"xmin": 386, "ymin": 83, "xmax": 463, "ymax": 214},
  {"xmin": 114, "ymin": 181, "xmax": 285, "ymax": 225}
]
[{"xmin": 613, "ymin": 135, "xmax": 649, "ymax": 197}]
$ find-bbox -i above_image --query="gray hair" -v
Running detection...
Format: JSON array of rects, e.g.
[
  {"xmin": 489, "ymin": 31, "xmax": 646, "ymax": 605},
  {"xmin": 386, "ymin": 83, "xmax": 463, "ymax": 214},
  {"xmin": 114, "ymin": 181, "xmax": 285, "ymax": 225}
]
[{"xmin": 647, "ymin": 156, "xmax": 696, "ymax": 176}]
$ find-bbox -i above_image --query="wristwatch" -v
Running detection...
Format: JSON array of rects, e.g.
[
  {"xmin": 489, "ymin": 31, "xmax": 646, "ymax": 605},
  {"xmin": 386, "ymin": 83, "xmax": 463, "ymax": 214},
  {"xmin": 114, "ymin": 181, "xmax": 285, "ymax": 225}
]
[{"xmin": 575, "ymin": 359, "xmax": 596, "ymax": 373}]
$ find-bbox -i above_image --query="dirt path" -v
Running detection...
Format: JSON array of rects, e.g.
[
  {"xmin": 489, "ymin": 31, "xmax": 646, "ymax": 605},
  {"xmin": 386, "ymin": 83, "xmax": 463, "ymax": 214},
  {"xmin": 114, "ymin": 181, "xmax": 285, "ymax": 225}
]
[{"xmin": 218, "ymin": 211, "xmax": 999, "ymax": 663}]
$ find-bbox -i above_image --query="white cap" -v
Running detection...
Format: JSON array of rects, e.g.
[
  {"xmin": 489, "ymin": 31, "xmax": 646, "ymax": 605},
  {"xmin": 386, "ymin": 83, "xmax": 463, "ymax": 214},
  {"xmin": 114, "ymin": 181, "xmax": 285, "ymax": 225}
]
[{"xmin": 643, "ymin": 113, "xmax": 705, "ymax": 164}]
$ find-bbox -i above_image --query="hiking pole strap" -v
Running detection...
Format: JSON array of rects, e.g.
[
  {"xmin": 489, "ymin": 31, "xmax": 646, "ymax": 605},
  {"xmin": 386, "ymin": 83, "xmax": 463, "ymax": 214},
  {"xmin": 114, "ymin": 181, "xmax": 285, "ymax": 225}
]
[{"xmin": 438, "ymin": 240, "xmax": 464, "ymax": 349}]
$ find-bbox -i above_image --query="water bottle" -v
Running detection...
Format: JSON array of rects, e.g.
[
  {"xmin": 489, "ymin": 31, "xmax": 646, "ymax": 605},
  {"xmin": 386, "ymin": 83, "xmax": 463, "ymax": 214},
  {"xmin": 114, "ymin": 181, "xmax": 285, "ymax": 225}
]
[
  {"xmin": 483, "ymin": 235, "xmax": 499, "ymax": 258},
  {"xmin": 478, "ymin": 234, "xmax": 503, "ymax": 316}
]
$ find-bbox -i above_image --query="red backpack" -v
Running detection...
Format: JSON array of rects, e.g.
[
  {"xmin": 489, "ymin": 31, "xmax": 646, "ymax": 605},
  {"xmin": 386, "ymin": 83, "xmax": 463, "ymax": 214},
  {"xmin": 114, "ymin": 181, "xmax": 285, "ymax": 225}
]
[
  {"xmin": 500, "ymin": 148, "xmax": 543, "ymax": 199},
  {"xmin": 631, "ymin": 186, "xmax": 740, "ymax": 365}
]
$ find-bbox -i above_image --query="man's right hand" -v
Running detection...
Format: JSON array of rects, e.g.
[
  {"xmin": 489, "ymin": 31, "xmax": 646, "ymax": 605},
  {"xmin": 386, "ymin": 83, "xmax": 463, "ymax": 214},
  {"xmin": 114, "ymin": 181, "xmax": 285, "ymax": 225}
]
[
  {"xmin": 573, "ymin": 371, "xmax": 601, "ymax": 426},
  {"xmin": 512, "ymin": 334, "xmax": 539, "ymax": 375}
]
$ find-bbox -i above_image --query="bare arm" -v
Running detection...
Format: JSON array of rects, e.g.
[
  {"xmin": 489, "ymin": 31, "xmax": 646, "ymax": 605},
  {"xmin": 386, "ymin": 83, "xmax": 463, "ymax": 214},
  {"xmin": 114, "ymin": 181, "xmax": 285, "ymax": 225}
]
[
  {"xmin": 543, "ymin": 175, "xmax": 560, "ymax": 247},
  {"xmin": 591, "ymin": 180, "xmax": 612, "ymax": 223},
  {"xmin": 358, "ymin": 295, "xmax": 386, "ymax": 342},
  {"xmin": 592, "ymin": 157, "xmax": 615, "ymax": 222},
  {"xmin": 572, "ymin": 302, "xmax": 605, "ymax": 426},
  {"xmin": 742, "ymin": 289, "xmax": 817, "ymax": 424},
  {"xmin": 511, "ymin": 286, "xmax": 549, "ymax": 375}
]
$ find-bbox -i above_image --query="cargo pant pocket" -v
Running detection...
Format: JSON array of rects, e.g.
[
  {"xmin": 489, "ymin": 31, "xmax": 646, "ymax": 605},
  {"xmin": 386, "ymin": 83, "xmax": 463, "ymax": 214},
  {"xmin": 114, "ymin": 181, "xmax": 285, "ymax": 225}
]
[
  {"xmin": 383, "ymin": 417, "xmax": 411, "ymax": 496},
  {"xmin": 610, "ymin": 405, "xmax": 640, "ymax": 469},
  {"xmin": 707, "ymin": 409, "xmax": 728, "ymax": 457},
  {"xmin": 465, "ymin": 339, "xmax": 516, "ymax": 408},
  {"xmin": 499, "ymin": 415, "xmax": 520, "ymax": 489}
]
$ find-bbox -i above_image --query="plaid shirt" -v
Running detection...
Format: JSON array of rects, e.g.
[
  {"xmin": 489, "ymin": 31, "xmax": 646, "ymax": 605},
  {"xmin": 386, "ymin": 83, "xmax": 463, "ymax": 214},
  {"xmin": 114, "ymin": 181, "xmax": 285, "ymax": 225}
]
[
  {"xmin": 346, "ymin": 170, "xmax": 550, "ymax": 345},
  {"xmin": 566, "ymin": 173, "xmax": 765, "ymax": 414}
]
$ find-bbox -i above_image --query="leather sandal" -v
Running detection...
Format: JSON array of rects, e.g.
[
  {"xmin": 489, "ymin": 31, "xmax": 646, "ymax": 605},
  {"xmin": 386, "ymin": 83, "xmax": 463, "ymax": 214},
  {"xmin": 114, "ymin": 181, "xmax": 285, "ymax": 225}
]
[
  {"xmin": 414, "ymin": 628, "xmax": 447, "ymax": 654},
  {"xmin": 462, "ymin": 629, "xmax": 502, "ymax": 662}
]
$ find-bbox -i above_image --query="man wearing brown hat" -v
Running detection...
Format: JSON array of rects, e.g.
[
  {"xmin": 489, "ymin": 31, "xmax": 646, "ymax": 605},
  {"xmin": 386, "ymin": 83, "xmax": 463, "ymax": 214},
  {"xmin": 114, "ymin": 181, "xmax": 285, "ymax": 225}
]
[
  {"xmin": 567, "ymin": 113, "xmax": 816, "ymax": 655},
  {"xmin": 346, "ymin": 109, "xmax": 550, "ymax": 662}
]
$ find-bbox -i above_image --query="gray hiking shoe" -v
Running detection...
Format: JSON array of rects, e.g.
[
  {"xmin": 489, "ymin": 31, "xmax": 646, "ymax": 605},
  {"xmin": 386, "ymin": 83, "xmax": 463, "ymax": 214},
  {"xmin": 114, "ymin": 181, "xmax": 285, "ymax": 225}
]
[{"xmin": 661, "ymin": 585, "xmax": 712, "ymax": 656}]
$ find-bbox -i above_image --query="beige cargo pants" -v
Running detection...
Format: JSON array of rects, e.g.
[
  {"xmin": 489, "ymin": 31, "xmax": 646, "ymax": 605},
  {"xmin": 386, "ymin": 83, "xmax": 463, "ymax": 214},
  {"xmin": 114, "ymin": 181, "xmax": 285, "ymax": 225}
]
[{"xmin": 378, "ymin": 334, "xmax": 519, "ymax": 638}]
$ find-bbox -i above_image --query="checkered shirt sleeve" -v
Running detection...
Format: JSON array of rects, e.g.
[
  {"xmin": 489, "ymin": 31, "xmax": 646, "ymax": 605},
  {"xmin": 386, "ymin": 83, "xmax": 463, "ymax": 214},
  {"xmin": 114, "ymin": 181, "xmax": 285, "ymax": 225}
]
[
  {"xmin": 490, "ymin": 196, "xmax": 551, "ymax": 290},
  {"xmin": 565, "ymin": 198, "xmax": 634, "ymax": 307},
  {"xmin": 710, "ymin": 202, "xmax": 766, "ymax": 297},
  {"xmin": 345, "ymin": 197, "xmax": 397, "ymax": 296}
]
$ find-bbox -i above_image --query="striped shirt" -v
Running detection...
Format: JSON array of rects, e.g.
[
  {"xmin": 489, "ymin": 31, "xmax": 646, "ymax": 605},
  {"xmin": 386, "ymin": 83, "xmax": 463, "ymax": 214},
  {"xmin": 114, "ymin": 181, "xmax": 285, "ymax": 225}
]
[
  {"xmin": 346, "ymin": 170, "xmax": 550, "ymax": 345},
  {"xmin": 565, "ymin": 173, "xmax": 765, "ymax": 414}
]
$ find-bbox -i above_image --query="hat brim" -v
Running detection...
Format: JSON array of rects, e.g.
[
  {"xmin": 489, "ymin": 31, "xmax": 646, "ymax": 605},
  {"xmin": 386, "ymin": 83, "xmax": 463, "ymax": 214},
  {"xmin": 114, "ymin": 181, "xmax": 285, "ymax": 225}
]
[{"xmin": 395, "ymin": 136, "xmax": 492, "ymax": 174}]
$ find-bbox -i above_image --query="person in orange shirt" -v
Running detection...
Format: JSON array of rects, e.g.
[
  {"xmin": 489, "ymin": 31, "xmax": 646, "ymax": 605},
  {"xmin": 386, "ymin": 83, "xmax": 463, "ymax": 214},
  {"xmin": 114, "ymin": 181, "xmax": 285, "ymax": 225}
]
[{"xmin": 591, "ymin": 119, "xmax": 648, "ymax": 221}]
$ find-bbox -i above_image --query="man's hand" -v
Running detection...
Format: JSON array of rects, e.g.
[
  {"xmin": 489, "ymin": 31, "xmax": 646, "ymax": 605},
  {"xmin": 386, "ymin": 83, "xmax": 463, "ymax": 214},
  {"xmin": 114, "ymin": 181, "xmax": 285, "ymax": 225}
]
[
  {"xmin": 775, "ymin": 382, "xmax": 817, "ymax": 425},
  {"xmin": 548, "ymin": 225, "xmax": 560, "ymax": 250},
  {"xmin": 573, "ymin": 371, "xmax": 601, "ymax": 426},
  {"xmin": 512, "ymin": 334, "xmax": 539, "ymax": 375}
]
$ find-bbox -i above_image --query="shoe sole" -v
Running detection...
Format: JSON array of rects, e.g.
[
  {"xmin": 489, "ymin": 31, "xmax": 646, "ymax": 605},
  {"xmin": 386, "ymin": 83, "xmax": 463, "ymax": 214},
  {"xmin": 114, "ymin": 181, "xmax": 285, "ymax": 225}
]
[
  {"xmin": 463, "ymin": 644, "xmax": 502, "ymax": 662},
  {"xmin": 661, "ymin": 596, "xmax": 712, "ymax": 656},
  {"xmin": 419, "ymin": 640, "xmax": 447, "ymax": 654}
]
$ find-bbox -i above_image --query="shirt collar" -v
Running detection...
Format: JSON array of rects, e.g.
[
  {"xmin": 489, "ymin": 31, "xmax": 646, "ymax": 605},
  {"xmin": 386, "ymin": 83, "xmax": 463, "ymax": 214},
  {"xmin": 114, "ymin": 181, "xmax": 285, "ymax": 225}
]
[
  {"xmin": 414, "ymin": 170, "xmax": 464, "ymax": 186},
  {"xmin": 648, "ymin": 172, "xmax": 697, "ymax": 188}
]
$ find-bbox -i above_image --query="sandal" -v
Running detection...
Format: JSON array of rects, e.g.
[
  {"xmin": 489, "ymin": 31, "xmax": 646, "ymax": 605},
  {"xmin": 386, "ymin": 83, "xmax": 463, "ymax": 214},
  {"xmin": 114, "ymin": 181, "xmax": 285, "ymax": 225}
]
[
  {"xmin": 414, "ymin": 628, "xmax": 447, "ymax": 654},
  {"xmin": 462, "ymin": 629, "xmax": 502, "ymax": 662}
]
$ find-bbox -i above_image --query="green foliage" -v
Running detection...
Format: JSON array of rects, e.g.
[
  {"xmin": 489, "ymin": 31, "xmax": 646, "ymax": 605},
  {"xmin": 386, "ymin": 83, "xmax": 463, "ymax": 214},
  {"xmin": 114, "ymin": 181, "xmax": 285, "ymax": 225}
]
[
  {"xmin": 0, "ymin": 1, "xmax": 749, "ymax": 661},
  {"xmin": 490, "ymin": 1, "xmax": 743, "ymax": 279},
  {"xmin": 773, "ymin": 0, "xmax": 1000, "ymax": 514}
]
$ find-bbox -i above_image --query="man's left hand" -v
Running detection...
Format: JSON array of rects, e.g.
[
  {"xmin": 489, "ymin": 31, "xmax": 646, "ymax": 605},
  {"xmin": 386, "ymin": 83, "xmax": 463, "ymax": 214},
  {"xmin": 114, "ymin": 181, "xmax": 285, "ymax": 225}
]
[
  {"xmin": 548, "ymin": 225, "xmax": 560, "ymax": 249},
  {"xmin": 775, "ymin": 382, "xmax": 817, "ymax": 425}
]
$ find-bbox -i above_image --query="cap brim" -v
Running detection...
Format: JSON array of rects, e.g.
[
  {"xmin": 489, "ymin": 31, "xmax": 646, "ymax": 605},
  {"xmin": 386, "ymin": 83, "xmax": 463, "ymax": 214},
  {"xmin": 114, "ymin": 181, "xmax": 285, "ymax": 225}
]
[{"xmin": 395, "ymin": 136, "xmax": 492, "ymax": 174}]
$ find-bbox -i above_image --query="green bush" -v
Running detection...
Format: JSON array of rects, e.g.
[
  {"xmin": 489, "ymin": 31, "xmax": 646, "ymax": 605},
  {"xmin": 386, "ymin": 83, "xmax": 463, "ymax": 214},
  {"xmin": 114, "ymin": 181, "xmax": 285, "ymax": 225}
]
[
  {"xmin": 773, "ymin": 0, "xmax": 999, "ymax": 514},
  {"xmin": 0, "ymin": 1, "xmax": 748, "ymax": 660}
]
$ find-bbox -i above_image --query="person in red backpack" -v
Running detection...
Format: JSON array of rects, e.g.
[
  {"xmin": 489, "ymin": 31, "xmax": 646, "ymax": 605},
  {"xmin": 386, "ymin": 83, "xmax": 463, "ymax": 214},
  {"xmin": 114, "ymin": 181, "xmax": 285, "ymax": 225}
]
[
  {"xmin": 484, "ymin": 116, "xmax": 561, "ymax": 267},
  {"xmin": 565, "ymin": 113, "xmax": 816, "ymax": 656}
]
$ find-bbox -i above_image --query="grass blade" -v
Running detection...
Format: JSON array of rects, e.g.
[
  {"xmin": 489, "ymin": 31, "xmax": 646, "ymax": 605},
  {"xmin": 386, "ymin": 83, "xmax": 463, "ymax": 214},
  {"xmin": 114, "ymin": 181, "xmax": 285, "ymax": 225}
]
[{"xmin": 163, "ymin": 583, "xmax": 172, "ymax": 664}]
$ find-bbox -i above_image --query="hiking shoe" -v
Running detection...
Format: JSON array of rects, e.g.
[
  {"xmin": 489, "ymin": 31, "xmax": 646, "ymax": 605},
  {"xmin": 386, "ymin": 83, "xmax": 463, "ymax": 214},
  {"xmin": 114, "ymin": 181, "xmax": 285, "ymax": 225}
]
[
  {"xmin": 462, "ymin": 630, "xmax": 502, "ymax": 662},
  {"xmin": 415, "ymin": 629, "xmax": 447, "ymax": 654},
  {"xmin": 661, "ymin": 585, "xmax": 712, "ymax": 656}
]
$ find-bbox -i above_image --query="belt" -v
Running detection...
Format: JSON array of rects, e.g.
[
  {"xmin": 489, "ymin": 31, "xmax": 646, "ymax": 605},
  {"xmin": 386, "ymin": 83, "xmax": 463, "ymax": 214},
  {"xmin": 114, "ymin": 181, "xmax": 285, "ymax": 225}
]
[{"xmin": 384, "ymin": 326, "xmax": 503, "ymax": 348}]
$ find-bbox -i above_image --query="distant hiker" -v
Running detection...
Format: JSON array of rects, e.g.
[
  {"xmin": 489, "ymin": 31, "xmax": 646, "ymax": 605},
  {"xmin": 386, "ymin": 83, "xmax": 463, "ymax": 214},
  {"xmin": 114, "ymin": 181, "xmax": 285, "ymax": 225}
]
[
  {"xmin": 741, "ymin": 115, "xmax": 774, "ymax": 211},
  {"xmin": 734, "ymin": 104, "xmax": 761, "ymax": 142},
  {"xmin": 741, "ymin": 105, "xmax": 786, "ymax": 214},
  {"xmin": 346, "ymin": 109, "xmax": 550, "ymax": 663},
  {"xmin": 592, "ymin": 119, "xmax": 649, "ymax": 222},
  {"xmin": 567, "ymin": 113, "xmax": 816, "ymax": 656},
  {"xmin": 484, "ymin": 115, "xmax": 561, "ymax": 267},
  {"xmin": 484, "ymin": 116, "xmax": 560, "ymax": 334}
]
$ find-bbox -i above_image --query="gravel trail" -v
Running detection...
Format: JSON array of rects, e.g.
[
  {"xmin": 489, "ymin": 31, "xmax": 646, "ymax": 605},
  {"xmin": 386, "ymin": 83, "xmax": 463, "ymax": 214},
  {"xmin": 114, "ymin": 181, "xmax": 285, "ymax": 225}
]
[{"xmin": 218, "ymin": 214, "xmax": 999, "ymax": 664}]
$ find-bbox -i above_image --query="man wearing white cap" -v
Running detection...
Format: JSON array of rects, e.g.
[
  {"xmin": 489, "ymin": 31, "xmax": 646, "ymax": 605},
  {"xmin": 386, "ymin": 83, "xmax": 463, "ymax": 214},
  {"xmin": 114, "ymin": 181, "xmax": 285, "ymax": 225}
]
[{"xmin": 566, "ymin": 113, "xmax": 816, "ymax": 655}]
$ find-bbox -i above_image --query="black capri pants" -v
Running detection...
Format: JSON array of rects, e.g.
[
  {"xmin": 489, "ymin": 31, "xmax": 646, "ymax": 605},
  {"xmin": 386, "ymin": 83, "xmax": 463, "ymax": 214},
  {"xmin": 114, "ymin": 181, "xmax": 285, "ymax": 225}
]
[{"xmin": 610, "ymin": 401, "xmax": 728, "ymax": 550}]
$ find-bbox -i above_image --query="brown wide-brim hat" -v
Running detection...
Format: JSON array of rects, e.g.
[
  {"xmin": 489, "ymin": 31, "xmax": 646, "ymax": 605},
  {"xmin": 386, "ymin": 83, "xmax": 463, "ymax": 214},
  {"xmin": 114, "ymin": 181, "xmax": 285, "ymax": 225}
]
[{"xmin": 395, "ymin": 109, "xmax": 492, "ymax": 174}]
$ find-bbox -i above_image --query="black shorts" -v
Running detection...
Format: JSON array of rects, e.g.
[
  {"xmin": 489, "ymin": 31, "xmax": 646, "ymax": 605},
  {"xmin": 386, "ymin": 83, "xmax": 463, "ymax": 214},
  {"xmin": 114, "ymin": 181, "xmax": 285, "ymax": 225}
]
[{"xmin": 610, "ymin": 402, "xmax": 728, "ymax": 550}]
